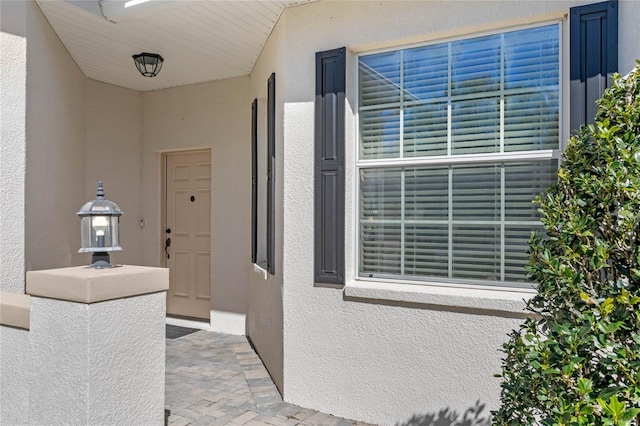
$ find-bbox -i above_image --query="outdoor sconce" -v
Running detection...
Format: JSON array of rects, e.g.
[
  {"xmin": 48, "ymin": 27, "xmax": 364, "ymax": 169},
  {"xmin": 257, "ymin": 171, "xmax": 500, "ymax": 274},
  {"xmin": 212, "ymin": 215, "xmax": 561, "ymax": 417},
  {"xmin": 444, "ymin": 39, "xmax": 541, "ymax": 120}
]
[
  {"xmin": 77, "ymin": 181, "xmax": 123, "ymax": 268},
  {"xmin": 132, "ymin": 52, "xmax": 164, "ymax": 77}
]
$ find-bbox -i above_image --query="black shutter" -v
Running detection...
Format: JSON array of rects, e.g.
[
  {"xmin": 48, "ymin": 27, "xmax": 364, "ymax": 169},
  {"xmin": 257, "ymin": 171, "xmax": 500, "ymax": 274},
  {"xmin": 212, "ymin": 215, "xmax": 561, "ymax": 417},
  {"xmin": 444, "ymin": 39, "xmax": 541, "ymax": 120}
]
[
  {"xmin": 251, "ymin": 98, "xmax": 258, "ymax": 264},
  {"xmin": 314, "ymin": 47, "xmax": 346, "ymax": 284},
  {"xmin": 570, "ymin": 0, "xmax": 618, "ymax": 131},
  {"xmin": 267, "ymin": 73, "xmax": 276, "ymax": 275}
]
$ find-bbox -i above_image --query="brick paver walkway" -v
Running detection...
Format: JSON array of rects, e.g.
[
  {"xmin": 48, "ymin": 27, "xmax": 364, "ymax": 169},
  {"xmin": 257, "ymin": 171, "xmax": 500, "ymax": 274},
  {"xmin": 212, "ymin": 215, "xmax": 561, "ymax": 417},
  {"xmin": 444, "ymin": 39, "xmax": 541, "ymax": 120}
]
[{"xmin": 166, "ymin": 327, "xmax": 374, "ymax": 426}]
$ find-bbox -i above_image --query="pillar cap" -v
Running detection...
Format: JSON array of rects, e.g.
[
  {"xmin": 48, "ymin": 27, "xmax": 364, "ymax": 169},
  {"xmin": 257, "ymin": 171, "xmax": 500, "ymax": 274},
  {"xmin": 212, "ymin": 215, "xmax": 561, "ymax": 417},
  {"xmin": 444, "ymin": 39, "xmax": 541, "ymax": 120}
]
[
  {"xmin": 26, "ymin": 265, "xmax": 169, "ymax": 304},
  {"xmin": 0, "ymin": 291, "xmax": 31, "ymax": 329}
]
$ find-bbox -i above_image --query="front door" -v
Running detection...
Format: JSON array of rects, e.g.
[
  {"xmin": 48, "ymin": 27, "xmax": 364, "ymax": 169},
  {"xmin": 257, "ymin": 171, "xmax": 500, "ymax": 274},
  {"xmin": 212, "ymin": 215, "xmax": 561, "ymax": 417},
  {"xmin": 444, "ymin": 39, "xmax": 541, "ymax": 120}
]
[{"xmin": 164, "ymin": 150, "xmax": 211, "ymax": 320}]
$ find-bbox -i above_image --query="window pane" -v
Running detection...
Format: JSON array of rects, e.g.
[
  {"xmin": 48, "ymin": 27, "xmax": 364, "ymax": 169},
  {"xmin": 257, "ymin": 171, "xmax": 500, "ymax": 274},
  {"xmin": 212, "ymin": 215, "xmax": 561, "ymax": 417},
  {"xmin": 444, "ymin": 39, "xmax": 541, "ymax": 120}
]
[
  {"xmin": 360, "ymin": 168, "xmax": 402, "ymax": 221},
  {"xmin": 403, "ymin": 44, "xmax": 448, "ymax": 101},
  {"xmin": 405, "ymin": 224, "xmax": 448, "ymax": 277},
  {"xmin": 451, "ymin": 35, "xmax": 500, "ymax": 96},
  {"xmin": 504, "ymin": 91, "xmax": 559, "ymax": 151},
  {"xmin": 504, "ymin": 25, "xmax": 559, "ymax": 91},
  {"xmin": 505, "ymin": 160, "xmax": 557, "ymax": 220},
  {"xmin": 451, "ymin": 97, "xmax": 499, "ymax": 154},
  {"xmin": 359, "ymin": 52, "xmax": 401, "ymax": 107},
  {"xmin": 452, "ymin": 164, "xmax": 500, "ymax": 220},
  {"xmin": 405, "ymin": 167, "xmax": 449, "ymax": 220},
  {"xmin": 360, "ymin": 223, "xmax": 401, "ymax": 275},
  {"xmin": 403, "ymin": 102, "xmax": 448, "ymax": 157},
  {"xmin": 504, "ymin": 225, "xmax": 540, "ymax": 282},
  {"xmin": 453, "ymin": 225, "xmax": 500, "ymax": 281},
  {"xmin": 504, "ymin": 24, "xmax": 559, "ymax": 152},
  {"xmin": 360, "ymin": 107, "xmax": 401, "ymax": 159}
]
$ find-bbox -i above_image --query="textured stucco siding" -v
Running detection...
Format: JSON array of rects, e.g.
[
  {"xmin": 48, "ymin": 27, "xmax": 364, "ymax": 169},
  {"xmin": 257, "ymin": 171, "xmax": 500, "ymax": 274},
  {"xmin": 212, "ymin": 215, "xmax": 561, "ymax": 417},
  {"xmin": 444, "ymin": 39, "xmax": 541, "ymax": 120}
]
[
  {"xmin": 619, "ymin": 0, "xmax": 640, "ymax": 75},
  {"xmin": 85, "ymin": 81, "xmax": 143, "ymax": 266},
  {"xmin": 2, "ymin": 0, "xmax": 89, "ymax": 290},
  {"xmin": 277, "ymin": 1, "xmax": 640, "ymax": 424},
  {"xmin": 0, "ymin": 325, "xmax": 30, "ymax": 423},
  {"xmin": 29, "ymin": 292, "xmax": 165, "ymax": 425},
  {"xmin": 25, "ymin": 0, "xmax": 86, "ymax": 271},
  {"xmin": 0, "ymin": 1, "xmax": 26, "ymax": 293}
]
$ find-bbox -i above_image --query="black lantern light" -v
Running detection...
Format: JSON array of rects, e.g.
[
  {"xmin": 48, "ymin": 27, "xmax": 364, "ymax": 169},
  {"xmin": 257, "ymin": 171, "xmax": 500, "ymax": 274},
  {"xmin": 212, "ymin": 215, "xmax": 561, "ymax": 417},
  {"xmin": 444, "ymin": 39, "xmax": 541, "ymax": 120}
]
[
  {"xmin": 77, "ymin": 181, "xmax": 123, "ymax": 268},
  {"xmin": 132, "ymin": 52, "xmax": 164, "ymax": 77}
]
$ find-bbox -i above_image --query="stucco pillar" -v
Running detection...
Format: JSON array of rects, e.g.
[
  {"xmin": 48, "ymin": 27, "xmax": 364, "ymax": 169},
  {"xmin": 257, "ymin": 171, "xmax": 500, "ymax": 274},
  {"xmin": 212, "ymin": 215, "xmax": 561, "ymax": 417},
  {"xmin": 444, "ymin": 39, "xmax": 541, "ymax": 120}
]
[
  {"xmin": 26, "ymin": 265, "xmax": 168, "ymax": 425},
  {"xmin": 0, "ymin": 0, "xmax": 26, "ymax": 293},
  {"xmin": 0, "ymin": 292, "xmax": 30, "ymax": 424}
]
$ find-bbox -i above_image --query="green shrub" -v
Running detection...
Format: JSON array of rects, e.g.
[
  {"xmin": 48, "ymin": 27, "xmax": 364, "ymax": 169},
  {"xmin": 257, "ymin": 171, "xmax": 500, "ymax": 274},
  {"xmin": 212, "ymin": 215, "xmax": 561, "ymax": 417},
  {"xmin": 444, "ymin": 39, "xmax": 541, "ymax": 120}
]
[{"xmin": 493, "ymin": 61, "xmax": 640, "ymax": 426}]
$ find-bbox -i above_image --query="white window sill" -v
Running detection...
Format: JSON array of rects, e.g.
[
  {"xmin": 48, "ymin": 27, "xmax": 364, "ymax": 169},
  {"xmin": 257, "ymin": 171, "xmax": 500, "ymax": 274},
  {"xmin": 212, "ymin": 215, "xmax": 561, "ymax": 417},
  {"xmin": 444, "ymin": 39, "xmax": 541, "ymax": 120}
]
[{"xmin": 344, "ymin": 280, "xmax": 535, "ymax": 315}]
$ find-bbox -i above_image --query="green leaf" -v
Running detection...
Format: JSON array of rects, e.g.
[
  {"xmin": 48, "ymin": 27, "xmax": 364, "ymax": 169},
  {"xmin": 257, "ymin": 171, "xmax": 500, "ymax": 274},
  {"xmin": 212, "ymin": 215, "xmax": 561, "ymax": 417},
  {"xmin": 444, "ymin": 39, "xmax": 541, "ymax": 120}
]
[{"xmin": 578, "ymin": 378, "xmax": 593, "ymax": 395}]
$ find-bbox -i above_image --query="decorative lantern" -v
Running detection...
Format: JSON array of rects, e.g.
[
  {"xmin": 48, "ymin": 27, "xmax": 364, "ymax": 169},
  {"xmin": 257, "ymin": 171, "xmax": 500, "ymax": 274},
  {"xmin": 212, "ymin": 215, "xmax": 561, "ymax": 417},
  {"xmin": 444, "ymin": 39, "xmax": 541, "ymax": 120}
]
[
  {"xmin": 77, "ymin": 181, "xmax": 123, "ymax": 268},
  {"xmin": 132, "ymin": 52, "xmax": 164, "ymax": 77}
]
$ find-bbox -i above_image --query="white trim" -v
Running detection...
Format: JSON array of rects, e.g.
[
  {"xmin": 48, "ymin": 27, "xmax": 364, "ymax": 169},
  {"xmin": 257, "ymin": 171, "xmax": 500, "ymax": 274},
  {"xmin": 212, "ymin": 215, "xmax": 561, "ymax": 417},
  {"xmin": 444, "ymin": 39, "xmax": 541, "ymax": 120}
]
[
  {"xmin": 344, "ymin": 279, "xmax": 534, "ymax": 314},
  {"xmin": 357, "ymin": 149, "xmax": 560, "ymax": 168},
  {"xmin": 166, "ymin": 316, "xmax": 213, "ymax": 331},
  {"xmin": 356, "ymin": 18, "xmax": 565, "ymax": 59}
]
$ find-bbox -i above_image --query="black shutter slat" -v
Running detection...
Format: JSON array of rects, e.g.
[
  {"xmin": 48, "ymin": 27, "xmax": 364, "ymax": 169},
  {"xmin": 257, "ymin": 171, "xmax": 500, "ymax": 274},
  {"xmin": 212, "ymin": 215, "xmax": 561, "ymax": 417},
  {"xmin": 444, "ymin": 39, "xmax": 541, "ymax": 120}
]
[
  {"xmin": 251, "ymin": 98, "xmax": 257, "ymax": 264},
  {"xmin": 267, "ymin": 73, "xmax": 276, "ymax": 275},
  {"xmin": 570, "ymin": 0, "xmax": 618, "ymax": 131},
  {"xmin": 315, "ymin": 47, "xmax": 346, "ymax": 284}
]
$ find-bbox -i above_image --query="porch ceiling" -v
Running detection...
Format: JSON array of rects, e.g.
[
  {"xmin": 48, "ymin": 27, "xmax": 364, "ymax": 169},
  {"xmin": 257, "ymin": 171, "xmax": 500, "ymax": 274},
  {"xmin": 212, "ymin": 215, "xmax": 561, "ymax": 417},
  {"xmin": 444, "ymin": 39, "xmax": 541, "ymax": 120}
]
[{"xmin": 35, "ymin": 0, "xmax": 315, "ymax": 92}]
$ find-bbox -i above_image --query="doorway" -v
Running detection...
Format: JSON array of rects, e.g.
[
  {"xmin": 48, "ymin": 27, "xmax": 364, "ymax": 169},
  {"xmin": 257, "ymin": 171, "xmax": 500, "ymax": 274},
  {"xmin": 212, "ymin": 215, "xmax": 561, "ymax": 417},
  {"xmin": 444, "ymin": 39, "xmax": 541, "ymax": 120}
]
[{"xmin": 163, "ymin": 149, "xmax": 211, "ymax": 320}]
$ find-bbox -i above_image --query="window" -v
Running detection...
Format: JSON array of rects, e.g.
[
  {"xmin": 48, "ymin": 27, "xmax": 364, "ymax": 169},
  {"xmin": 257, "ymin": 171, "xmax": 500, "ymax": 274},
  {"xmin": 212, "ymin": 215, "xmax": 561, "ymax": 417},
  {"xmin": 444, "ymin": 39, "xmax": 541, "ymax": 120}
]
[{"xmin": 357, "ymin": 24, "xmax": 561, "ymax": 286}]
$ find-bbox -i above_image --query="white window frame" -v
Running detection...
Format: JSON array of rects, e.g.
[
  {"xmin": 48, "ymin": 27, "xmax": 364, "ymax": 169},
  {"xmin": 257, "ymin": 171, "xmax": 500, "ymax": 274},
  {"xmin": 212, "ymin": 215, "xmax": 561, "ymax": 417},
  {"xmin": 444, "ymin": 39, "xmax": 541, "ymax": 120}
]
[{"xmin": 354, "ymin": 20, "xmax": 566, "ymax": 289}]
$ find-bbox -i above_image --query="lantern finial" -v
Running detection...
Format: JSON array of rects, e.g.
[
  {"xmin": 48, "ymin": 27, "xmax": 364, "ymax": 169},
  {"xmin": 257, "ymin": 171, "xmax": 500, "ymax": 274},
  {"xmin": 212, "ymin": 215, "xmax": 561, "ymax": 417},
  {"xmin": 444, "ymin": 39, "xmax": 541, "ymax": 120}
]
[{"xmin": 96, "ymin": 180, "xmax": 105, "ymax": 198}]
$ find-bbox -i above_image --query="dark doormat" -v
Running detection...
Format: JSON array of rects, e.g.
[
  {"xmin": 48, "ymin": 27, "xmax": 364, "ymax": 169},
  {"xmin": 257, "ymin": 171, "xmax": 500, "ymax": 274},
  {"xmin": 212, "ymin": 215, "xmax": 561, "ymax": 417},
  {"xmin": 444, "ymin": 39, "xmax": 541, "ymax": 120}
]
[{"xmin": 166, "ymin": 324, "xmax": 200, "ymax": 339}]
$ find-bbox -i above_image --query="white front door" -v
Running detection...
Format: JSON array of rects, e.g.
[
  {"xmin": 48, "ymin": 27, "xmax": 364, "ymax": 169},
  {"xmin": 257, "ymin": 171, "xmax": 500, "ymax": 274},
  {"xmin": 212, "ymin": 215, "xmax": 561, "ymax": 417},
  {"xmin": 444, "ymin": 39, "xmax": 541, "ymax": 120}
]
[{"xmin": 164, "ymin": 150, "xmax": 211, "ymax": 320}]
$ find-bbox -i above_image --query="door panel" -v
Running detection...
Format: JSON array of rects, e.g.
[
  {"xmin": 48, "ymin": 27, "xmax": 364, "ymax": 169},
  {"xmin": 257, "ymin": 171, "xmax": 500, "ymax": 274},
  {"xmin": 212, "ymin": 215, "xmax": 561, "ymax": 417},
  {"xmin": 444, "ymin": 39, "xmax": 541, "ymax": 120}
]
[
  {"xmin": 172, "ymin": 250, "xmax": 190, "ymax": 297},
  {"xmin": 195, "ymin": 251, "xmax": 211, "ymax": 299},
  {"xmin": 196, "ymin": 190, "xmax": 211, "ymax": 236},
  {"xmin": 165, "ymin": 150, "xmax": 211, "ymax": 320}
]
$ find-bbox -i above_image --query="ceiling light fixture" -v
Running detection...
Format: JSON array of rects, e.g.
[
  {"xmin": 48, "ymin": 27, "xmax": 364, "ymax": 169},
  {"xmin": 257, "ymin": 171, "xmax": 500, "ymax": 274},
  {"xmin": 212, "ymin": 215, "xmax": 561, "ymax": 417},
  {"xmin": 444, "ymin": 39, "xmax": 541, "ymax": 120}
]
[{"xmin": 132, "ymin": 52, "xmax": 164, "ymax": 77}]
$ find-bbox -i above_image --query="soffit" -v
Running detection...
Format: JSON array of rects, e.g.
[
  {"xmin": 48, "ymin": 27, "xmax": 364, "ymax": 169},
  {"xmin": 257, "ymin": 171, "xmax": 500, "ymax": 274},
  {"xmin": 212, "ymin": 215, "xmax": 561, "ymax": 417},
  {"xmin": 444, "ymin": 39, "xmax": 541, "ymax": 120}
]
[{"xmin": 35, "ymin": 0, "xmax": 314, "ymax": 91}]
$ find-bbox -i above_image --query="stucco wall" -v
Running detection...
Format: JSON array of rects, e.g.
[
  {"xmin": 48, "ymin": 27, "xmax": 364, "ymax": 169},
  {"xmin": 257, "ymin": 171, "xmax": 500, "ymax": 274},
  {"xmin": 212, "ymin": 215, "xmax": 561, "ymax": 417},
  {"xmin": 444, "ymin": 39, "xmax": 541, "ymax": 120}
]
[
  {"xmin": 29, "ymin": 292, "xmax": 165, "ymax": 425},
  {"xmin": 141, "ymin": 77, "xmax": 251, "ymax": 335},
  {"xmin": 85, "ymin": 80, "xmax": 143, "ymax": 266},
  {"xmin": 0, "ymin": 325, "xmax": 30, "ymax": 423},
  {"xmin": 0, "ymin": 1, "xmax": 27, "ymax": 293},
  {"xmin": 277, "ymin": 1, "xmax": 640, "ymax": 424},
  {"xmin": 25, "ymin": 0, "xmax": 86, "ymax": 271},
  {"xmin": 246, "ymin": 14, "xmax": 287, "ymax": 394},
  {"xmin": 619, "ymin": 0, "xmax": 640, "ymax": 75}
]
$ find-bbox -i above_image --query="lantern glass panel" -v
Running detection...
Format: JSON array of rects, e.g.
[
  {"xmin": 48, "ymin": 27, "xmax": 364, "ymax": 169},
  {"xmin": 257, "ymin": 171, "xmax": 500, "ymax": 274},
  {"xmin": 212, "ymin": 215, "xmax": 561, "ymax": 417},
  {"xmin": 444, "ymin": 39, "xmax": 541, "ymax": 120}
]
[
  {"xmin": 80, "ymin": 216, "xmax": 93, "ymax": 251},
  {"xmin": 109, "ymin": 216, "xmax": 120, "ymax": 248},
  {"xmin": 145, "ymin": 59, "xmax": 155, "ymax": 74}
]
